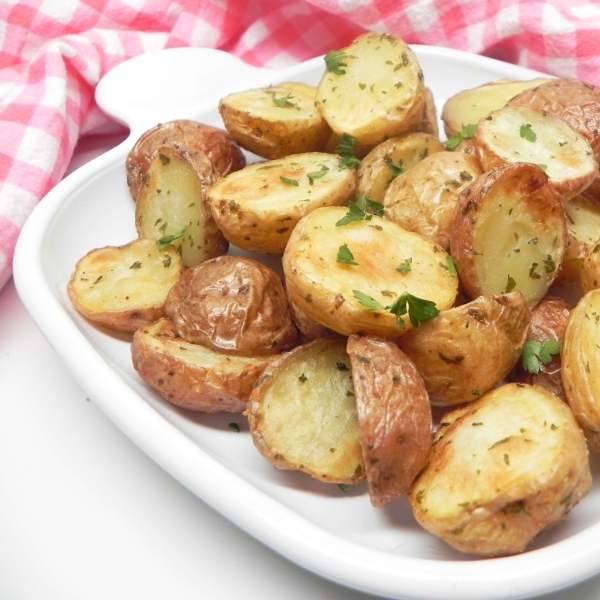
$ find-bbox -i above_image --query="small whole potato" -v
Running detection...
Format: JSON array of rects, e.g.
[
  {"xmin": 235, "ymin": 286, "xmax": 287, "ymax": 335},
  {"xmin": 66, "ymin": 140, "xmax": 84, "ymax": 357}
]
[{"xmin": 165, "ymin": 255, "xmax": 298, "ymax": 355}]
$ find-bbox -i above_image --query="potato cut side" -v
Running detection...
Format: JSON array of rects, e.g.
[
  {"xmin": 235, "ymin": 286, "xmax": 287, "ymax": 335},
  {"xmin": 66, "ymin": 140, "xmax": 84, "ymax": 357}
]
[
  {"xmin": 219, "ymin": 82, "xmax": 332, "ymax": 159},
  {"xmin": 135, "ymin": 146, "xmax": 228, "ymax": 268},
  {"xmin": 131, "ymin": 318, "xmax": 278, "ymax": 413},
  {"xmin": 246, "ymin": 336, "xmax": 363, "ymax": 484},
  {"xmin": 283, "ymin": 206, "xmax": 458, "ymax": 338},
  {"xmin": 67, "ymin": 238, "xmax": 183, "ymax": 333},
  {"xmin": 408, "ymin": 383, "xmax": 592, "ymax": 557},
  {"xmin": 356, "ymin": 132, "xmax": 446, "ymax": 204},
  {"xmin": 441, "ymin": 78, "xmax": 552, "ymax": 138},
  {"xmin": 451, "ymin": 162, "xmax": 566, "ymax": 308},
  {"xmin": 347, "ymin": 334, "xmax": 432, "ymax": 507},
  {"xmin": 398, "ymin": 293, "xmax": 530, "ymax": 406},
  {"xmin": 383, "ymin": 151, "xmax": 483, "ymax": 251},
  {"xmin": 581, "ymin": 241, "xmax": 600, "ymax": 293},
  {"xmin": 558, "ymin": 194, "xmax": 600, "ymax": 283},
  {"xmin": 473, "ymin": 105, "xmax": 598, "ymax": 200},
  {"xmin": 562, "ymin": 288, "xmax": 600, "ymax": 450},
  {"xmin": 315, "ymin": 32, "xmax": 425, "ymax": 147},
  {"xmin": 207, "ymin": 152, "xmax": 355, "ymax": 254}
]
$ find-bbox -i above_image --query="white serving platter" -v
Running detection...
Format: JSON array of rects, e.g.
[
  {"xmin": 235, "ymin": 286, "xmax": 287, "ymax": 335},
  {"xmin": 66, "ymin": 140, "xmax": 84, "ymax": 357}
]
[{"xmin": 13, "ymin": 44, "xmax": 600, "ymax": 600}]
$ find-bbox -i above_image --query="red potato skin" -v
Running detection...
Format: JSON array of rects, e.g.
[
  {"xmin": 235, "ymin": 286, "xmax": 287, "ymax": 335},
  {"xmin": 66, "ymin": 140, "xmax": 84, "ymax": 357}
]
[{"xmin": 347, "ymin": 334, "xmax": 432, "ymax": 507}]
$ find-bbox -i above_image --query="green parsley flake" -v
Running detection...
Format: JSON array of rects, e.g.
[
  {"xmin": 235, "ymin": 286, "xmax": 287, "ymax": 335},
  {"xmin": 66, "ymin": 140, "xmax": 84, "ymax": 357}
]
[
  {"xmin": 270, "ymin": 92, "xmax": 295, "ymax": 107},
  {"xmin": 337, "ymin": 243, "xmax": 358, "ymax": 265},
  {"xmin": 334, "ymin": 133, "xmax": 361, "ymax": 169},
  {"xmin": 307, "ymin": 165, "xmax": 329, "ymax": 183},
  {"xmin": 445, "ymin": 123, "xmax": 477, "ymax": 150},
  {"xmin": 520, "ymin": 123, "xmax": 537, "ymax": 142},
  {"xmin": 446, "ymin": 255, "xmax": 458, "ymax": 277},
  {"xmin": 324, "ymin": 50, "xmax": 348, "ymax": 75},
  {"xmin": 156, "ymin": 226, "xmax": 187, "ymax": 250},
  {"xmin": 280, "ymin": 176, "xmax": 299, "ymax": 186},
  {"xmin": 521, "ymin": 339, "xmax": 561, "ymax": 374},
  {"xmin": 352, "ymin": 290, "xmax": 439, "ymax": 328},
  {"xmin": 335, "ymin": 194, "xmax": 384, "ymax": 226},
  {"xmin": 396, "ymin": 258, "xmax": 412, "ymax": 273}
]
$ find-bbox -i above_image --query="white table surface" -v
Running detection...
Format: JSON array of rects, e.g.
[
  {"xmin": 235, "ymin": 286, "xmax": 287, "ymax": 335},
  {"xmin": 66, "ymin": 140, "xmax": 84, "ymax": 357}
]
[{"xmin": 3, "ymin": 135, "xmax": 600, "ymax": 600}]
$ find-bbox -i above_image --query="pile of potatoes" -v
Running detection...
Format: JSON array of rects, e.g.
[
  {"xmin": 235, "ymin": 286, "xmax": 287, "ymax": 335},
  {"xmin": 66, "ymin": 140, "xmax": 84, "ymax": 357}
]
[{"xmin": 67, "ymin": 32, "xmax": 600, "ymax": 558}]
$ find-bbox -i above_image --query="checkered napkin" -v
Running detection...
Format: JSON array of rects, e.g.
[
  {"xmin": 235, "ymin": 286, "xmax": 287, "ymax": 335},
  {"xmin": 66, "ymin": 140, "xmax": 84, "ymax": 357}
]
[{"xmin": 2, "ymin": 0, "xmax": 599, "ymax": 291}]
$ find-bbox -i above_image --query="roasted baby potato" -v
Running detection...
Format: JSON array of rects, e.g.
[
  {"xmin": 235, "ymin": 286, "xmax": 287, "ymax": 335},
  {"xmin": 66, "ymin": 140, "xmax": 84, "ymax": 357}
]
[
  {"xmin": 207, "ymin": 152, "xmax": 355, "ymax": 254},
  {"xmin": 283, "ymin": 205, "xmax": 458, "ymax": 338},
  {"xmin": 473, "ymin": 104, "xmax": 598, "ymax": 200},
  {"xmin": 315, "ymin": 32, "xmax": 425, "ymax": 147},
  {"xmin": 246, "ymin": 336, "xmax": 364, "ymax": 484},
  {"xmin": 417, "ymin": 87, "xmax": 439, "ymax": 137},
  {"xmin": 165, "ymin": 255, "xmax": 298, "ymax": 356},
  {"xmin": 398, "ymin": 292, "xmax": 530, "ymax": 406},
  {"xmin": 510, "ymin": 295, "xmax": 570, "ymax": 401},
  {"xmin": 131, "ymin": 318, "xmax": 278, "ymax": 413},
  {"xmin": 383, "ymin": 151, "xmax": 483, "ymax": 251},
  {"xmin": 558, "ymin": 194, "xmax": 600, "ymax": 284},
  {"xmin": 451, "ymin": 162, "xmax": 566, "ymax": 308},
  {"xmin": 355, "ymin": 132, "xmax": 446, "ymax": 204},
  {"xmin": 562, "ymin": 288, "xmax": 600, "ymax": 450},
  {"xmin": 580, "ymin": 241, "xmax": 600, "ymax": 293},
  {"xmin": 134, "ymin": 145, "xmax": 228, "ymax": 269},
  {"xmin": 288, "ymin": 299, "xmax": 332, "ymax": 342},
  {"xmin": 67, "ymin": 238, "xmax": 183, "ymax": 333},
  {"xmin": 441, "ymin": 77, "xmax": 553, "ymax": 138},
  {"xmin": 408, "ymin": 383, "xmax": 592, "ymax": 557},
  {"xmin": 218, "ymin": 82, "xmax": 332, "ymax": 159},
  {"xmin": 126, "ymin": 119, "xmax": 245, "ymax": 201},
  {"xmin": 347, "ymin": 334, "xmax": 432, "ymax": 507},
  {"xmin": 508, "ymin": 78, "xmax": 600, "ymax": 201}
]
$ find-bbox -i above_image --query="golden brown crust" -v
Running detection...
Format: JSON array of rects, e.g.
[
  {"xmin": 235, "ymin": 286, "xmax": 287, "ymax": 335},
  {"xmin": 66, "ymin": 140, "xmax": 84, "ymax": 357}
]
[
  {"xmin": 347, "ymin": 334, "xmax": 432, "ymax": 507},
  {"xmin": 580, "ymin": 240, "xmax": 600, "ymax": 293},
  {"xmin": 165, "ymin": 255, "xmax": 298, "ymax": 356}
]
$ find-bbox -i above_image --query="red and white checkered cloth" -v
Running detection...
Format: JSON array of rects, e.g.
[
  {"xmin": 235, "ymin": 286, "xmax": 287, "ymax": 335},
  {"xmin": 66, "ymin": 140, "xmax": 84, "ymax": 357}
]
[{"xmin": 2, "ymin": 0, "xmax": 600, "ymax": 291}]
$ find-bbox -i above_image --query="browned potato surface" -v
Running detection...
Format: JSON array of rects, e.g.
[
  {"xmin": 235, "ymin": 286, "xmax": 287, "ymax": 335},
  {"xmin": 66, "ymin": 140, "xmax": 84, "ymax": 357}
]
[
  {"xmin": 356, "ymin": 133, "xmax": 446, "ymax": 204},
  {"xmin": 472, "ymin": 104, "xmax": 598, "ymax": 200},
  {"xmin": 383, "ymin": 151, "xmax": 483, "ymax": 251},
  {"xmin": 207, "ymin": 152, "xmax": 355, "ymax": 254},
  {"xmin": 288, "ymin": 299, "xmax": 332, "ymax": 342},
  {"xmin": 126, "ymin": 119, "xmax": 245, "ymax": 201},
  {"xmin": 581, "ymin": 241, "xmax": 600, "ymax": 293},
  {"xmin": 219, "ymin": 82, "xmax": 332, "ymax": 159},
  {"xmin": 131, "ymin": 318, "xmax": 277, "ymax": 412},
  {"xmin": 315, "ymin": 33, "xmax": 425, "ymax": 147},
  {"xmin": 562, "ymin": 288, "xmax": 600, "ymax": 450},
  {"xmin": 347, "ymin": 334, "xmax": 432, "ymax": 507},
  {"xmin": 246, "ymin": 336, "xmax": 364, "ymax": 484},
  {"xmin": 165, "ymin": 255, "xmax": 298, "ymax": 356},
  {"xmin": 135, "ymin": 145, "xmax": 228, "ymax": 269},
  {"xmin": 408, "ymin": 383, "xmax": 592, "ymax": 556},
  {"xmin": 398, "ymin": 293, "xmax": 530, "ymax": 406},
  {"xmin": 283, "ymin": 205, "xmax": 458, "ymax": 338},
  {"xmin": 67, "ymin": 238, "xmax": 183, "ymax": 333},
  {"xmin": 417, "ymin": 87, "xmax": 439, "ymax": 137},
  {"xmin": 451, "ymin": 162, "xmax": 566, "ymax": 308},
  {"xmin": 442, "ymin": 77, "xmax": 553, "ymax": 138},
  {"xmin": 510, "ymin": 295, "xmax": 570, "ymax": 401}
]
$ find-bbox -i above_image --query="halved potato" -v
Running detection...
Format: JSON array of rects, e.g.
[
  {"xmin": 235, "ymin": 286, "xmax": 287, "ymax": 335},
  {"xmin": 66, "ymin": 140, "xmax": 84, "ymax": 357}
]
[
  {"xmin": 165, "ymin": 255, "xmax": 298, "ymax": 356},
  {"xmin": 441, "ymin": 77, "xmax": 553, "ymax": 138},
  {"xmin": 510, "ymin": 295, "xmax": 570, "ymax": 401},
  {"xmin": 347, "ymin": 334, "xmax": 432, "ymax": 507},
  {"xmin": 126, "ymin": 120, "xmax": 245, "ymax": 201},
  {"xmin": 398, "ymin": 292, "xmax": 530, "ymax": 406},
  {"xmin": 131, "ymin": 318, "xmax": 278, "ymax": 413},
  {"xmin": 408, "ymin": 383, "xmax": 592, "ymax": 556},
  {"xmin": 135, "ymin": 145, "xmax": 228, "ymax": 268},
  {"xmin": 451, "ymin": 162, "xmax": 566, "ymax": 308},
  {"xmin": 207, "ymin": 152, "xmax": 355, "ymax": 254},
  {"xmin": 580, "ymin": 240, "xmax": 600, "ymax": 293},
  {"xmin": 562, "ymin": 288, "xmax": 600, "ymax": 450},
  {"xmin": 315, "ymin": 32, "xmax": 425, "ymax": 147},
  {"xmin": 283, "ymin": 205, "xmax": 458, "ymax": 338},
  {"xmin": 473, "ymin": 104, "xmax": 598, "ymax": 200},
  {"xmin": 383, "ymin": 151, "xmax": 483, "ymax": 251},
  {"xmin": 356, "ymin": 132, "xmax": 446, "ymax": 204},
  {"xmin": 218, "ymin": 82, "xmax": 332, "ymax": 159},
  {"xmin": 67, "ymin": 238, "xmax": 183, "ymax": 332},
  {"xmin": 246, "ymin": 336, "xmax": 364, "ymax": 484},
  {"xmin": 417, "ymin": 87, "xmax": 439, "ymax": 137}
]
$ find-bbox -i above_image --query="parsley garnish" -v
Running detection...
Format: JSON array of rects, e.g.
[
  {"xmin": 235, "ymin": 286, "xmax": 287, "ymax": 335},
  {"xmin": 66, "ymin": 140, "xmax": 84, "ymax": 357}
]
[
  {"xmin": 280, "ymin": 176, "xmax": 299, "ymax": 186},
  {"xmin": 334, "ymin": 133, "xmax": 361, "ymax": 169},
  {"xmin": 307, "ymin": 165, "xmax": 329, "ymax": 184},
  {"xmin": 520, "ymin": 123, "xmax": 537, "ymax": 142},
  {"xmin": 396, "ymin": 258, "xmax": 412, "ymax": 273},
  {"xmin": 352, "ymin": 290, "xmax": 439, "ymax": 328},
  {"xmin": 228, "ymin": 422, "xmax": 241, "ymax": 433},
  {"xmin": 156, "ymin": 226, "xmax": 187, "ymax": 250},
  {"xmin": 385, "ymin": 157, "xmax": 404, "ymax": 184},
  {"xmin": 337, "ymin": 244, "xmax": 358, "ymax": 265},
  {"xmin": 335, "ymin": 194, "xmax": 384, "ymax": 226},
  {"xmin": 446, "ymin": 255, "xmax": 458, "ymax": 277},
  {"xmin": 521, "ymin": 340, "xmax": 561, "ymax": 374},
  {"xmin": 505, "ymin": 274, "xmax": 516, "ymax": 293},
  {"xmin": 325, "ymin": 50, "xmax": 348, "ymax": 75},
  {"xmin": 270, "ymin": 92, "xmax": 295, "ymax": 107},
  {"xmin": 445, "ymin": 123, "xmax": 476, "ymax": 150}
]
